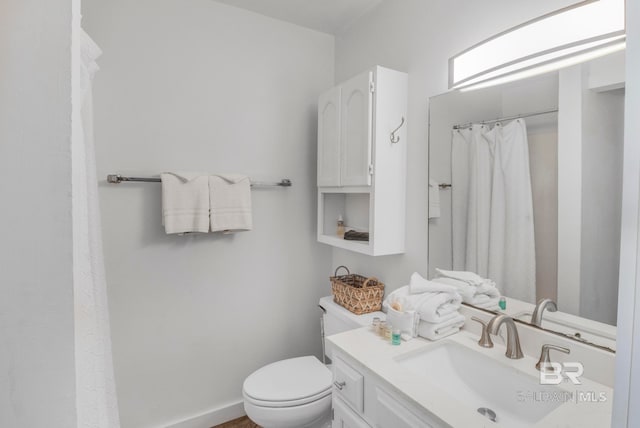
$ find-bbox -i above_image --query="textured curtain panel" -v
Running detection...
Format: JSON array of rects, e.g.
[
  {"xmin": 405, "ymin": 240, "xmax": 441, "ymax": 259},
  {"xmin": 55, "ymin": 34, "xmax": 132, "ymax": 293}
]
[
  {"xmin": 73, "ymin": 29, "xmax": 121, "ymax": 428},
  {"xmin": 451, "ymin": 119, "xmax": 536, "ymax": 303}
]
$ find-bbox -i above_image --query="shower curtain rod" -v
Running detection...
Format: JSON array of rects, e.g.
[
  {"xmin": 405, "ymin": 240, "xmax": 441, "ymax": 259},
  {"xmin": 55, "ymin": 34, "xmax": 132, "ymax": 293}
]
[
  {"xmin": 452, "ymin": 108, "xmax": 559, "ymax": 130},
  {"xmin": 106, "ymin": 174, "xmax": 292, "ymax": 187}
]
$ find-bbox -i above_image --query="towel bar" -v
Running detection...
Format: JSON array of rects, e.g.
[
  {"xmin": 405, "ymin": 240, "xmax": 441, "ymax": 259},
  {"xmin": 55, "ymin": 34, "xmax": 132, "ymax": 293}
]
[{"xmin": 106, "ymin": 174, "xmax": 292, "ymax": 188}]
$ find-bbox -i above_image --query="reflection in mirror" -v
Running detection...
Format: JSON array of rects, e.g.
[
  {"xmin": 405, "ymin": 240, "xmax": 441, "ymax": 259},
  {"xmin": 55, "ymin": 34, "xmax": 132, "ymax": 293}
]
[{"xmin": 428, "ymin": 51, "xmax": 625, "ymax": 351}]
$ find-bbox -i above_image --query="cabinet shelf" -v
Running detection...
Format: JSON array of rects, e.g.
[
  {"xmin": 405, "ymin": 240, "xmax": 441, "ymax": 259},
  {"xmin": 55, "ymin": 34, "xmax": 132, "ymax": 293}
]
[{"xmin": 317, "ymin": 234, "xmax": 373, "ymax": 255}]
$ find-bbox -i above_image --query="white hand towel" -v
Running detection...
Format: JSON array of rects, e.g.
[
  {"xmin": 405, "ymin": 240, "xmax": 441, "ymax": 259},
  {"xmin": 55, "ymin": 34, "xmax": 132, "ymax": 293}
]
[
  {"xmin": 161, "ymin": 172, "xmax": 210, "ymax": 234},
  {"xmin": 428, "ymin": 178, "xmax": 441, "ymax": 219},
  {"xmin": 417, "ymin": 314, "xmax": 466, "ymax": 341},
  {"xmin": 209, "ymin": 174, "xmax": 252, "ymax": 232}
]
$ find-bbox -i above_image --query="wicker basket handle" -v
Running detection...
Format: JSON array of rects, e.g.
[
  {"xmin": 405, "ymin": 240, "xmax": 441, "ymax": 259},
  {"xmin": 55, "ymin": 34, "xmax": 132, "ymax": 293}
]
[
  {"xmin": 334, "ymin": 265, "xmax": 350, "ymax": 276},
  {"xmin": 362, "ymin": 277, "xmax": 379, "ymax": 288}
]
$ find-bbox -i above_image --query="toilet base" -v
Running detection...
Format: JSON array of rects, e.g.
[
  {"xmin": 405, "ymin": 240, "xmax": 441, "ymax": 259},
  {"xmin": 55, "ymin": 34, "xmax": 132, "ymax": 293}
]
[{"xmin": 243, "ymin": 393, "xmax": 332, "ymax": 428}]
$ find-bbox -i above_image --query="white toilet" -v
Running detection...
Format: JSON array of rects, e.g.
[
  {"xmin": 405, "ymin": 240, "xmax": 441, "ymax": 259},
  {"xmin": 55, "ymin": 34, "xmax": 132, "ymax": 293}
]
[{"xmin": 242, "ymin": 296, "xmax": 384, "ymax": 428}]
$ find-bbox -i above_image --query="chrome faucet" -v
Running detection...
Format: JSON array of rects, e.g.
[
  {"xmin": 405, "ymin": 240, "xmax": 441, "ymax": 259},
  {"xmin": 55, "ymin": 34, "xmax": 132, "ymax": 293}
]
[
  {"xmin": 536, "ymin": 344, "xmax": 570, "ymax": 371},
  {"xmin": 531, "ymin": 298, "xmax": 558, "ymax": 327},
  {"xmin": 487, "ymin": 314, "xmax": 524, "ymax": 359}
]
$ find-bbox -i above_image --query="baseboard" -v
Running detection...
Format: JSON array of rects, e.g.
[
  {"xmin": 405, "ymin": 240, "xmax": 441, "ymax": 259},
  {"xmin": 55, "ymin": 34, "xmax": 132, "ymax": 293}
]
[{"xmin": 164, "ymin": 400, "xmax": 245, "ymax": 428}]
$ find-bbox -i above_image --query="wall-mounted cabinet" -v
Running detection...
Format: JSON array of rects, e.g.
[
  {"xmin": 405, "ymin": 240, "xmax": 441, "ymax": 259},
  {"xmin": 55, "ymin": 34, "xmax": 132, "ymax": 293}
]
[{"xmin": 317, "ymin": 66, "xmax": 408, "ymax": 256}]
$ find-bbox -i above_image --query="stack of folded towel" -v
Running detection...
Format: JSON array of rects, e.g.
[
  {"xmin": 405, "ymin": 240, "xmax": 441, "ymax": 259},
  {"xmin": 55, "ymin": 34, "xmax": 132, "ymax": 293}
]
[
  {"xmin": 160, "ymin": 172, "xmax": 252, "ymax": 235},
  {"xmin": 383, "ymin": 272, "xmax": 465, "ymax": 341},
  {"xmin": 432, "ymin": 268, "xmax": 501, "ymax": 310}
]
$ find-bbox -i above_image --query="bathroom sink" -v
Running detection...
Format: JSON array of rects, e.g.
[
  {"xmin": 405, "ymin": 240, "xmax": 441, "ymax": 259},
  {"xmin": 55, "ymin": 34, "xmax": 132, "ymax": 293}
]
[
  {"xmin": 513, "ymin": 311, "xmax": 616, "ymax": 350},
  {"xmin": 394, "ymin": 341, "xmax": 566, "ymax": 427}
]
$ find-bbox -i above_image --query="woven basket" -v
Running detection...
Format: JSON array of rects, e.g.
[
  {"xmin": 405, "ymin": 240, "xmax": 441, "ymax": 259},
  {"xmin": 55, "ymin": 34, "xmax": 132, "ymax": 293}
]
[{"xmin": 330, "ymin": 266, "xmax": 384, "ymax": 315}]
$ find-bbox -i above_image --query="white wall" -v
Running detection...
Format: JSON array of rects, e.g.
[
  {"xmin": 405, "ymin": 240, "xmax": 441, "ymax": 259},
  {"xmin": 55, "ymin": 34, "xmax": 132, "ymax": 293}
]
[
  {"xmin": 580, "ymin": 86, "xmax": 624, "ymax": 326},
  {"xmin": 333, "ymin": 0, "xmax": 577, "ymax": 289},
  {"xmin": 0, "ymin": 0, "xmax": 78, "ymax": 427},
  {"xmin": 614, "ymin": 1, "xmax": 640, "ymax": 424},
  {"xmin": 82, "ymin": 1, "xmax": 334, "ymax": 427}
]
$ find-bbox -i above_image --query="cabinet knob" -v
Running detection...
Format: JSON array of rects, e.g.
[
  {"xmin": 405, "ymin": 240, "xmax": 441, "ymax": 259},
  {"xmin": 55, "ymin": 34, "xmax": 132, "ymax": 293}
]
[{"xmin": 333, "ymin": 380, "xmax": 346, "ymax": 390}]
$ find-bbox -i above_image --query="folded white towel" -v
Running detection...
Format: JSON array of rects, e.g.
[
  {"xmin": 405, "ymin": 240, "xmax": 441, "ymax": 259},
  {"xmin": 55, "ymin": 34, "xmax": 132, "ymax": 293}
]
[
  {"xmin": 429, "ymin": 178, "xmax": 441, "ymax": 219},
  {"xmin": 409, "ymin": 272, "xmax": 458, "ymax": 294},
  {"xmin": 432, "ymin": 276, "xmax": 500, "ymax": 307},
  {"xmin": 209, "ymin": 174, "xmax": 252, "ymax": 232},
  {"xmin": 474, "ymin": 299, "xmax": 501, "ymax": 311},
  {"xmin": 435, "ymin": 268, "xmax": 486, "ymax": 286},
  {"xmin": 161, "ymin": 172, "xmax": 210, "ymax": 234},
  {"xmin": 384, "ymin": 283, "xmax": 462, "ymax": 324},
  {"xmin": 418, "ymin": 314, "xmax": 466, "ymax": 341}
]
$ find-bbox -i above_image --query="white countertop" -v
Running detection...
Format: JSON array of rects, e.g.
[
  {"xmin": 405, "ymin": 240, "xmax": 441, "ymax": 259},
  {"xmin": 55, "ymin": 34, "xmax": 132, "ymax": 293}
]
[{"xmin": 328, "ymin": 327, "xmax": 613, "ymax": 428}]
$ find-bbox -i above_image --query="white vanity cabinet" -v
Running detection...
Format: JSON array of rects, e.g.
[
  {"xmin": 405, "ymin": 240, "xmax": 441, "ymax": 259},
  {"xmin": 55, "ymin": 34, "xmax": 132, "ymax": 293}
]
[
  {"xmin": 331, "ymin": 351, "xmax": 443, "ymax": 428},
  {"xmin": 317, "ymin": 66, "xmax": 408, "ymax": 256}
]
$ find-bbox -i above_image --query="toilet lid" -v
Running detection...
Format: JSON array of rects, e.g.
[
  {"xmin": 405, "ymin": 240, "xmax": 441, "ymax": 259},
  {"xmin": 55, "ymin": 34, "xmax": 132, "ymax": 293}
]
[{"xmin": 243, "ymin": 356, "xmax": 332, "ymax": 407}]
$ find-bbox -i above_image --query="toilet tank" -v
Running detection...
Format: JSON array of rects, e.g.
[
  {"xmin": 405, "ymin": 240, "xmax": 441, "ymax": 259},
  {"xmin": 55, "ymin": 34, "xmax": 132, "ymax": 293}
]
[{"xmin": 319, "ymin": 296, "xmax": 385, "ymax": 360}]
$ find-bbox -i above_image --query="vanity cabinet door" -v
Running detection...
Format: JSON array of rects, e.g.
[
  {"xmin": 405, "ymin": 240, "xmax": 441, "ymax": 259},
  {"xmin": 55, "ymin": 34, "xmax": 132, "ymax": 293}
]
[
  {"xmin": 333, "ymin": 397, "xmax": 371, "ymax": 428},
  {"xmin": 340, "ymin": 70, "xmax": 373, "ymax": 186},
  {"xmin": 318, "ymin": 86, "xmax": 342, "ymax": 187},
  {"xmin": 373, "ymin": 387, "xmax": 435, "ymax": 428}
]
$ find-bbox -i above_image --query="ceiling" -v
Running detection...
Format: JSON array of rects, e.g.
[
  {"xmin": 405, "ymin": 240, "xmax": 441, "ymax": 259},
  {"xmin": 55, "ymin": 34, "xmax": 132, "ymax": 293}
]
[{"xmin": 214, "ymin": 0, "xmax": 383, "ymax": 34}]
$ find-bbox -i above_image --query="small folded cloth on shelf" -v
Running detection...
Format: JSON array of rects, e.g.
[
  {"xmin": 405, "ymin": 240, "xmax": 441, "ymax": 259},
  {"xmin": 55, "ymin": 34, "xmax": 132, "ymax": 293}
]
[
  {"xmin": 343, "ymin": 230, "xmax": 369, "ymax": 241},
  {"xmin": 160, "ymin": 172, "xmax": 210, "ymax": 234},
  {"xmin": 433, "ymin": 268, "xmax": 500, "ymax": 310},
  {"xmin": 209, "ymin": 174, "xmax": 252, "ymax": 232},
  {"xmin": 417, "ymin": 314, "xmax": 466, "ymax": 341}
]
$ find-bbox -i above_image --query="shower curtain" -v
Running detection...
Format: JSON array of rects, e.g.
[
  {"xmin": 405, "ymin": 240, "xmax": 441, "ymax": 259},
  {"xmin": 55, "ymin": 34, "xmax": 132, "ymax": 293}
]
[
  {"xmin": 73, "ymin": 30, "xmax": 121, "ymax": 428},
  {"xmin": 451, "ymin": 119, "xmax": 536, "ymax": 303}
]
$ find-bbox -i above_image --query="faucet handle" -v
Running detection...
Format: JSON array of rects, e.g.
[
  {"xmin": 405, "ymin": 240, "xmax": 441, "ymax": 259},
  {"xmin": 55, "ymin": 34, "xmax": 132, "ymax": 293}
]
[
  {"xmin": 536, "ymin": 344, "xmax": 570, "ymax": 371},
  {"xmin": 471, "ymin": 317, "xmax": 494, "ymax": 348}
]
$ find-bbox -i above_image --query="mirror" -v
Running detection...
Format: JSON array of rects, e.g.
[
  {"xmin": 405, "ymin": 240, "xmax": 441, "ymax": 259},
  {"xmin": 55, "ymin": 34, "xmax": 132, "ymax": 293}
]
[{"xmin": 428, "ymin": 51, "xmax": 625, "ymax": 351}]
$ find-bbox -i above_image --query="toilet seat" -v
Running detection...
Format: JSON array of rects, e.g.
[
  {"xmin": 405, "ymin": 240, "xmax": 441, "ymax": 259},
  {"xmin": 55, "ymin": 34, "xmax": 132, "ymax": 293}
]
[{"xmin": 243, "ymin": 356, "xmax": 332, "ymax": 408}]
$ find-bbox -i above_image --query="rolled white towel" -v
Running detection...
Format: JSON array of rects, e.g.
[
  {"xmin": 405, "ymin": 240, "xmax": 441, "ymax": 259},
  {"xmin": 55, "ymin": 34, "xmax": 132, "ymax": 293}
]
[
  {"xmin": 433, "ymin": 276, "xmax": 500, "ymax": 306},
  {"xmin": 418, "ymin": 314, "xmax": 466, "ymax": 341},
  {"xmin": 384, "ymin": 284, "xmax": 462, "ymax": 324}
]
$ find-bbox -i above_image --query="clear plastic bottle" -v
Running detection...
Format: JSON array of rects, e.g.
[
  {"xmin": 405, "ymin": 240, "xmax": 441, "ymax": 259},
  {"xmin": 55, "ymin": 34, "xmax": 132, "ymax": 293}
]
[
  {"xmin": 337, "ymin": 215, "xmax": 345, "ymax": 238},
  {"xmin": 378, "ymin": 321, "xmax": 387, "ymax": 337},
  {"xmin": 384, "ymin": 323, "xmax": 393, "ymax": 341},
  {"xmin": 372, "ymin": 317, "xmax": 380, "ymax": 333}
]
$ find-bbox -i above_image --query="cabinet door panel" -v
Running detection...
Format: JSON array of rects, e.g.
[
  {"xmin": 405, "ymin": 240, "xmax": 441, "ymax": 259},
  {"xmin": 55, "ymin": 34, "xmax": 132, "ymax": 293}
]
[
  {"xmin": 374, "ymin": 387, "xmax": 434, "ymax": 428},
  {"xmin": 333, "ymin": 397, "xmax": 371, "ymax": 428},
  {"xmin": 318, "ymin": 86, "xmax": 342, "ymax": 186},
  {"xmin": 340, "ymin": 71, "xmax": 373, "ymax": 186}
]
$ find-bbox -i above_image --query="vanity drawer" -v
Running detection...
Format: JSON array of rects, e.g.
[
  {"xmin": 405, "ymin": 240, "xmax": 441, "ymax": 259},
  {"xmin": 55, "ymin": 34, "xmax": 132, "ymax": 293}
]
[{"xmin": 333, "ymin": 356, "xmax": 364, "ymax": 413}]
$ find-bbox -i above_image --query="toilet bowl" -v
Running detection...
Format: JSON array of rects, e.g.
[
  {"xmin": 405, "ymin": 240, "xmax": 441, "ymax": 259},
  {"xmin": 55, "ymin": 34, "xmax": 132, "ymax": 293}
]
[
  {"xmin": 241, "ymin": 297, "xmax": 385, "ymax": 427},
  {"xmin": 243, "ymin": 356, "xmax": 332, "ymax": 428}
]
